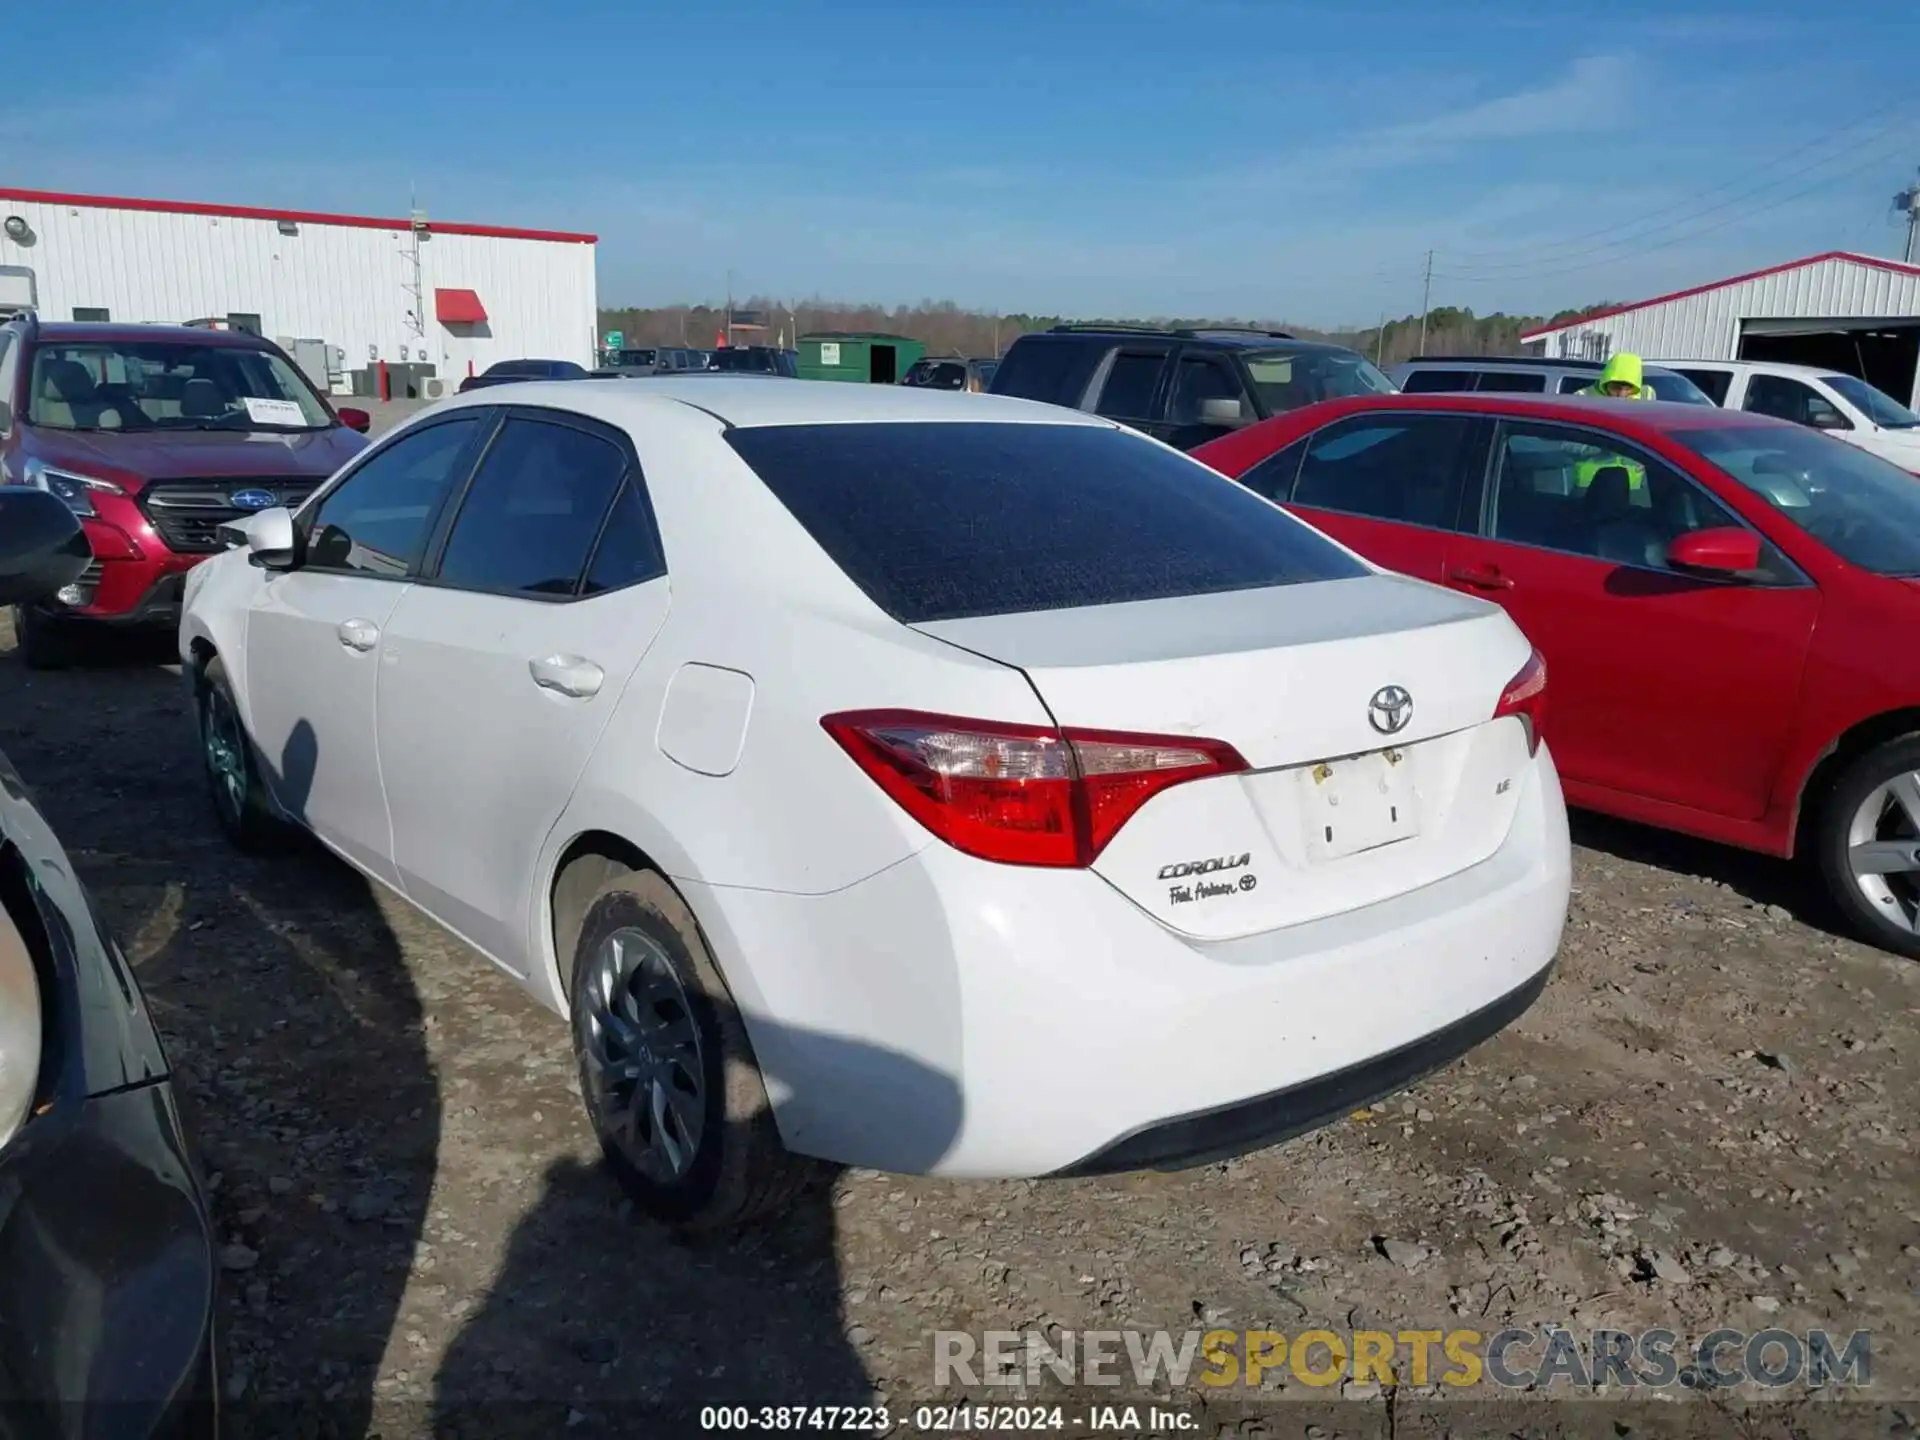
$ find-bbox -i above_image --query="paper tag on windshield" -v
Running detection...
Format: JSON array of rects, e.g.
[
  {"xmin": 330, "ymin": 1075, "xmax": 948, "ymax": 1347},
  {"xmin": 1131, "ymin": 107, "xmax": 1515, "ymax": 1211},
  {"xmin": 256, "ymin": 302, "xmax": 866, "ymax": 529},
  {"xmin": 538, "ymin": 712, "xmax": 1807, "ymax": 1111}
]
[{"xmin": 243, "ymin": 397, "xmax": 306, "ymax": 425}]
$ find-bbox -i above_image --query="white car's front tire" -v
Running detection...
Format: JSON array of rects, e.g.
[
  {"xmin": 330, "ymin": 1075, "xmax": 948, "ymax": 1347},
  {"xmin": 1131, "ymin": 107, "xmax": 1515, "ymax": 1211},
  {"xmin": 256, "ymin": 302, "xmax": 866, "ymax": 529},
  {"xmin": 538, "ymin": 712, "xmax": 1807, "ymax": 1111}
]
[{"xmin": 195, "ymin": 655, "xmax": 292, "ymax": 854}]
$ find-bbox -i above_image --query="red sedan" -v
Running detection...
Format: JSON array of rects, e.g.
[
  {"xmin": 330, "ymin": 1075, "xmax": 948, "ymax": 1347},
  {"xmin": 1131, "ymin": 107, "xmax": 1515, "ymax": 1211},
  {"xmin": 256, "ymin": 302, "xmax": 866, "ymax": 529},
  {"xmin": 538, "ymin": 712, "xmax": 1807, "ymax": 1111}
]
[{"xmin": 1195, "ymin": 391, "xmax": 1920, "ymax": 959}]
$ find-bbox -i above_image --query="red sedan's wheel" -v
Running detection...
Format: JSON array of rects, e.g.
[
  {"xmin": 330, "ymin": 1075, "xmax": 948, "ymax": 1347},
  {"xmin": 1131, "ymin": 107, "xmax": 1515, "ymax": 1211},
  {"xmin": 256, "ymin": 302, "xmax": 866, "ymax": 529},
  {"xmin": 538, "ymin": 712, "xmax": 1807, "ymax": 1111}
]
[{"xmin": 1817, "ymin": 735, "xmax": 1920, "ymax": 961}]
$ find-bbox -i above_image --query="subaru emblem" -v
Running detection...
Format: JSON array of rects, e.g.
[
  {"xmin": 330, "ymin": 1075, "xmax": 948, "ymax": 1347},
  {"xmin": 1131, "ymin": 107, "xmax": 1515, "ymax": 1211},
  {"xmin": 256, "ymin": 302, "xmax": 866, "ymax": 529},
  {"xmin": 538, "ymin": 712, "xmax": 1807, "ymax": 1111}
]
[{"xmin": 229, "ymin": 489, "xmax": 276, "ymax": 511}]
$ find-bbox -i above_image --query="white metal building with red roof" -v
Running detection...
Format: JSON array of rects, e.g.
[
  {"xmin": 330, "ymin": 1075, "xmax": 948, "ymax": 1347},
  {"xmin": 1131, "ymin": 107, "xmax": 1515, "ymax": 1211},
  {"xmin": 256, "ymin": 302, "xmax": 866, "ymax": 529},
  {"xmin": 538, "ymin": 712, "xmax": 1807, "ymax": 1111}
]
[
  {"xmin": 0, "ymin": 187, "xmax": 598, "ymax": 395},
  {"xmin": 1520, "ymin": 251, "xmax": 1920, "ymax": 408}
]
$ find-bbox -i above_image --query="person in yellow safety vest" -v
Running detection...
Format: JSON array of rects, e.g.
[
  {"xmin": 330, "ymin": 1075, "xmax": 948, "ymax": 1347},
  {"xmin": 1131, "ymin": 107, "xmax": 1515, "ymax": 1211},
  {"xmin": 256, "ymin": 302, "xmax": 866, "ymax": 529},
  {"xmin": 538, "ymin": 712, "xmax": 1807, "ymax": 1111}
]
[
  {"xmin": 1573, "ymin": 352, "xmax": 1651, "ymax": 491},
  {"xmin": 1579, "ymin": 352, "xmax": 1654, "ymax": 400}
]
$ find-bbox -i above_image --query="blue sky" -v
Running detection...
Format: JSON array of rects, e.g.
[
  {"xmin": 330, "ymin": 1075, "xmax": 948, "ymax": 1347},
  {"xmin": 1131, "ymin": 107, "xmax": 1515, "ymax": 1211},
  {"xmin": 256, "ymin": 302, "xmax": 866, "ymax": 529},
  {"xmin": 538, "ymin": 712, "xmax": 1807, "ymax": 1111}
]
[{"xmin": 4, "ymin": 0, "xmax": 1918, "ymax": 326}]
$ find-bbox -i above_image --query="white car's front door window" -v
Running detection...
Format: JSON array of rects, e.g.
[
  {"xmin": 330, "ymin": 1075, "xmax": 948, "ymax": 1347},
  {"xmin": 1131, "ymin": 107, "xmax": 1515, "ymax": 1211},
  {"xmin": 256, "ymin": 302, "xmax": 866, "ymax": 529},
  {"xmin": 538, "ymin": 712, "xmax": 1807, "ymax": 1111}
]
[{"xmin": 244, "ymin": 413, "xmax": 489, "ymax": 883}]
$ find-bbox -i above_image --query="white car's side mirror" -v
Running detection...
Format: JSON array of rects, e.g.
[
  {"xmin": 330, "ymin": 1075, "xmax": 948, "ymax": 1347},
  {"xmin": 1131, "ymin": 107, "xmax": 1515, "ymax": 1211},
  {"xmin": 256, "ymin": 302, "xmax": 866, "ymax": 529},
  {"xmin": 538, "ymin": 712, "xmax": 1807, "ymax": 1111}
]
[{"xmin": 218, "ymin": 506, "xmax": 298, "ymax": 569}]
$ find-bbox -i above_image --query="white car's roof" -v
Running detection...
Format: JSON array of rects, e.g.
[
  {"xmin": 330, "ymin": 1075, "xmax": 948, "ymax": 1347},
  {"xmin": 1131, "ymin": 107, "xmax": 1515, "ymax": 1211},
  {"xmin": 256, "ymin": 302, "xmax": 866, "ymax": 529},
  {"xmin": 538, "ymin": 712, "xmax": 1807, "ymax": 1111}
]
[
  {"xmin": 440, "ymin": 376, "xmax": 1105, "ymax": 430},
  {"xmin": 1649, "ymin": 358, "xmax": 1840, "ymax": 379}
]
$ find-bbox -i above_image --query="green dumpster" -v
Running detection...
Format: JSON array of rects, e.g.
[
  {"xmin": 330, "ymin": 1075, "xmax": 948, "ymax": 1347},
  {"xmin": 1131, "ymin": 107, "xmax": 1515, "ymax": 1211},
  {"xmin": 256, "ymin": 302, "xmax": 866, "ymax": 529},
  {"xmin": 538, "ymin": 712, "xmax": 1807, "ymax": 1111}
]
[{"xmin": 797, "ymin": 332, "xmax": 926, "ymax": 384}]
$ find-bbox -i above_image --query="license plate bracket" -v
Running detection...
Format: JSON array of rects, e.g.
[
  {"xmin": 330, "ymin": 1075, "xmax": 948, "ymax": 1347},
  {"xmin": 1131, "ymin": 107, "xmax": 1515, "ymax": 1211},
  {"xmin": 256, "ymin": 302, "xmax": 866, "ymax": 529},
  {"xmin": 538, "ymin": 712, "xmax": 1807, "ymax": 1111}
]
[{"xmin": 1300, "ymin": 748, "xmax": 1419, "ymax": 862}]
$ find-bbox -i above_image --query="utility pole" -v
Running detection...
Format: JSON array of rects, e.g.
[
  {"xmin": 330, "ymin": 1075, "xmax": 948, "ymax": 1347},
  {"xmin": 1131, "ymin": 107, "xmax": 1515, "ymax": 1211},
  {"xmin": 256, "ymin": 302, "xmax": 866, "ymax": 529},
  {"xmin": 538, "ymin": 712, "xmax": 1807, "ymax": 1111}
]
[
  {"xmin": 1416, "ymin": 250, "xmax": 1434, "ymax": 357},
  {"xmin": 1897, "ymin": 171, "xmax": 1920, "ymax": 264},
  {"xmin": 1374, "ymin": 311, "xmax": 1386, "ymax": 366},
  {"xmin": 725, "ymin": 269, "xmax": 735, "ymax": 348}
]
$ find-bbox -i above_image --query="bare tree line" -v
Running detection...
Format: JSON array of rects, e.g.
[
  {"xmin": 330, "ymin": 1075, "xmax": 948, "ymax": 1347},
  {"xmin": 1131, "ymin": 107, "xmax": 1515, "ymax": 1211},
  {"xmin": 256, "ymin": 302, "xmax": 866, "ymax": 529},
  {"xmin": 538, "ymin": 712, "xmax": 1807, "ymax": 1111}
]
[
  {"xmin": 596, "ymin": 295, "xmax": 1613, "ymax": 367},
  {"xmin": 596, "ymin": 298, "xmax": 1044, "ymax": 358}
]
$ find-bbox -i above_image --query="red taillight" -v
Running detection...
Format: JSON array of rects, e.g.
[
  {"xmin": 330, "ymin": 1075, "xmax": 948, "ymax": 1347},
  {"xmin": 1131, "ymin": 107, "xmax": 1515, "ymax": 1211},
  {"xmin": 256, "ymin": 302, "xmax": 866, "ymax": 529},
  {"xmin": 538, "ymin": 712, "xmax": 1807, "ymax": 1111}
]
[
  {"xmin": 1493, "ymin": 649, "xmax": 1548, "ymax": 755},
  {"xmin": 821, "ymin": 709, "xmax": 1248, "ymax": 868}
]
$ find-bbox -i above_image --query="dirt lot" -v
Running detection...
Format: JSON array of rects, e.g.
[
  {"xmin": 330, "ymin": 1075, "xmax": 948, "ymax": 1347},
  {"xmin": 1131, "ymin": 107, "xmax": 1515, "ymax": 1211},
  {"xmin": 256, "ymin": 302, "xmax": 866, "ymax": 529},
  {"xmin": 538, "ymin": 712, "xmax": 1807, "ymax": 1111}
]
[{"xmin": 2, "ymin": 613, "xmax": 1917, "ymax": 1439}]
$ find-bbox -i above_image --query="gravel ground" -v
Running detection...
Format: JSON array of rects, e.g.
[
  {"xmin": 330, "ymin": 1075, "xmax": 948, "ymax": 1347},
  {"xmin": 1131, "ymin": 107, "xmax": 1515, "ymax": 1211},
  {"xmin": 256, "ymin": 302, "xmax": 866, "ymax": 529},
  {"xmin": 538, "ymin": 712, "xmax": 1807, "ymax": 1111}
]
[{"xmin": 2, "ymin": 614, "xmax": 1917, "ymax": 1439}]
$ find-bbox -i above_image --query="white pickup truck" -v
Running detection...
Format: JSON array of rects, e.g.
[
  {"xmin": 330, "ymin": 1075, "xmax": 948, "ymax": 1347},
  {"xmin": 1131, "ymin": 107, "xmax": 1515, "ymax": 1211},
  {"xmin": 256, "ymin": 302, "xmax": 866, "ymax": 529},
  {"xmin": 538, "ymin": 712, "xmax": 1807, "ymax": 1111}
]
[{"xmin": 1652, "ymin": 358, "xmax": 1920, "ymax": 474}]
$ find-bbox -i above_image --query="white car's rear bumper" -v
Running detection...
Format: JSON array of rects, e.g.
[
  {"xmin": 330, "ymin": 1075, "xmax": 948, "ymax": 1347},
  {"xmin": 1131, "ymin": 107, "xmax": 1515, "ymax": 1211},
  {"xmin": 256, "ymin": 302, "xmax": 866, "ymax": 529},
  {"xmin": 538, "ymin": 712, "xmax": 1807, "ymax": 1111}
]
[{"xmin": 682, "ymin": 744, "xmax": 1571, "ymax": 1179}]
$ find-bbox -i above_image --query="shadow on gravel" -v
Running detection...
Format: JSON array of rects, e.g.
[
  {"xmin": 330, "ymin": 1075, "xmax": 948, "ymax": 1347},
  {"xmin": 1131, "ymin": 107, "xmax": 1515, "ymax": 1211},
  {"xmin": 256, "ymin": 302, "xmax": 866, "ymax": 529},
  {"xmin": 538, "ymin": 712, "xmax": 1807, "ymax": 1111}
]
[
  {"xmin": 1569, "ymin": 808, "xmax": 1844, "ymax": 938},
  {"xmin": 187, "ymin": 718, "xmax": 440, "ymax": 1439},
  {"xmin": 0, "ymin": 645, "xmax": 441, "ymax": 1440},
  {"xmin": 431, "ymin": 1022, "xmax": 961, "ymax": 1437}
]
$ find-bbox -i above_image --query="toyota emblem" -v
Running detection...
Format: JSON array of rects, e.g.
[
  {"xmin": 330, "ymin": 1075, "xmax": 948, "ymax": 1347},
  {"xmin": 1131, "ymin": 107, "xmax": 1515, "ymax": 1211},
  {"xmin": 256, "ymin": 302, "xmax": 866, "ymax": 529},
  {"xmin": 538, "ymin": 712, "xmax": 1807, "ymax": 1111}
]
[{"xmin": 1368, "ymin": 685, "xmax": 1413, "ymax": 735}]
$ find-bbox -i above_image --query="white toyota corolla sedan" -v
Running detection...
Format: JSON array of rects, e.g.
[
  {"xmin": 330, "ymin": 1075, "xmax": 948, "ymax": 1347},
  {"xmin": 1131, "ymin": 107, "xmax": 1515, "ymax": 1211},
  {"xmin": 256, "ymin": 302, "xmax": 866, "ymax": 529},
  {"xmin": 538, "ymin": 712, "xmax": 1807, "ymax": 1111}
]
[{"xmin": 179, "ymin": 378, "xmax": 1570, "ymax": 1228}]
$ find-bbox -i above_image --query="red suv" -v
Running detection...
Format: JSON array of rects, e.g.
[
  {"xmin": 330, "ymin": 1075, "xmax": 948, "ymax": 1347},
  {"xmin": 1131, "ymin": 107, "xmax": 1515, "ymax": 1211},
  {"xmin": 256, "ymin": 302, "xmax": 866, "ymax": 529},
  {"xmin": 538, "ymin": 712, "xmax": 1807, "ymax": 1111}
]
[
  {"xmin": 0, "ymin": 314, "xmax": 370, "ymax": 667},
  {"xmin": 1195, "ymin": 391, "xmax": 1920, "ymax": 959}
]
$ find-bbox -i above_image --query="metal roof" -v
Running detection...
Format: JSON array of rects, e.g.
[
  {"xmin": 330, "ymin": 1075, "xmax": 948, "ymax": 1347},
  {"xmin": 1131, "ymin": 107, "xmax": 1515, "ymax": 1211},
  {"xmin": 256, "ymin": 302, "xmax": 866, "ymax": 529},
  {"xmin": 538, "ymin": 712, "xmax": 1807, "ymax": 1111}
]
[
  {"xmin": 1521, "ymin": 251, "xmax": 1920, "ymax": 343},
  {"xmin": 0, "ymin": 185, "xmax": 597, "ymax": 245}
]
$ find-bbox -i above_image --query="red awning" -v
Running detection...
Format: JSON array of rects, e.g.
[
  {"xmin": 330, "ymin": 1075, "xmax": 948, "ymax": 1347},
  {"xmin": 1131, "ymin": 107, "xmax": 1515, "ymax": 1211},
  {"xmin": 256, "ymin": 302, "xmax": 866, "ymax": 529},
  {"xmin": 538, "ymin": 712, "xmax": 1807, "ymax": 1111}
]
[{"xmin": 434, "ymin": 288, "xmax": 487, "ymax": 324}]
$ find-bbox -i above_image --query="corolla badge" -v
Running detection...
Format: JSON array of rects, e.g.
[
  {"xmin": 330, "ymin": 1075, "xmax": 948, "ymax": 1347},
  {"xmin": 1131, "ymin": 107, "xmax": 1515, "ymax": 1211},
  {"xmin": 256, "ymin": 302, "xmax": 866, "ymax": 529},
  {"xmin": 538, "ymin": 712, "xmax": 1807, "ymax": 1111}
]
[
  {"xmin": 229, "ymin": 489, "xmax": 277, "ymax": 511},
  {"xmin": 1368, "ymin": 685, "xmax": 1413, "ymax": 735}
]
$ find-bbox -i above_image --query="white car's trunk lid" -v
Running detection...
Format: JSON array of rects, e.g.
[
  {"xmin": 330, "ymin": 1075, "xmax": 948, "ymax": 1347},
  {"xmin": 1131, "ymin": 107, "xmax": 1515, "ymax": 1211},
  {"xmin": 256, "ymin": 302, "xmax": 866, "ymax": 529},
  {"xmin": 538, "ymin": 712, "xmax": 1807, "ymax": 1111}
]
[{"xmin": 915, "ymin": 573, "xmax": 1539, "ymax": 940}]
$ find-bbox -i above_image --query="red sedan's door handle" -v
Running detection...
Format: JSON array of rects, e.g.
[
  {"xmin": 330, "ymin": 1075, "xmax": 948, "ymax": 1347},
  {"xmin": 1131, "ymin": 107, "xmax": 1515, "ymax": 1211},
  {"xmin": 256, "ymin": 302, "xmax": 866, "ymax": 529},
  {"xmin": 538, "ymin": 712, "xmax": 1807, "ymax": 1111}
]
[{"xmin": 1447, "ymin": 563, "xmax": 1514, "ymax": 591}]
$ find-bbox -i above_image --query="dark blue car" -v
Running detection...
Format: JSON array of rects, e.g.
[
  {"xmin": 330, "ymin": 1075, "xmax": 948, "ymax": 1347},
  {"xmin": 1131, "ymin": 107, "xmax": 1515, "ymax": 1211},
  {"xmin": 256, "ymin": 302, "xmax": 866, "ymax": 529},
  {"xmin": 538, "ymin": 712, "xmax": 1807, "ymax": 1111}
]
[{"xmin": 456, "ymin": 358, "xmax": 588, "ymax": 393}]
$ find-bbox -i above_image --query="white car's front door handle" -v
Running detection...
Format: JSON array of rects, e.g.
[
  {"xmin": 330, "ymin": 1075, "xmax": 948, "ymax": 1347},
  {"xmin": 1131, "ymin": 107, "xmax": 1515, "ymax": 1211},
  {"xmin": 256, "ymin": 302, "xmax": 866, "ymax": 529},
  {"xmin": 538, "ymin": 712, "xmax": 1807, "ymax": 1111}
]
[
  {"xmin": 529, "ymin": 654, "xmax": 605, "ymax": 699},
  {"xmin": 337, "ymin": 618, "xmax": 380, "ymax": 652}
]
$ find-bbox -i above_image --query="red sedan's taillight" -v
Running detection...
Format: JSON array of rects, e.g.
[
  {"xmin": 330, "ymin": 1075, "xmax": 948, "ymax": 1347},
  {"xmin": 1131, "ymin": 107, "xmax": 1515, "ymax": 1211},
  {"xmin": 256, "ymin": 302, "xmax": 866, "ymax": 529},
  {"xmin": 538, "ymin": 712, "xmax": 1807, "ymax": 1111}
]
[
  {"xmin": 1493, "ymin": 649, "xmax": 1548, "ymax": 756},
  {"xmin": 821, "ymin": 709, "xmax": 1248, "ymax": 868}
]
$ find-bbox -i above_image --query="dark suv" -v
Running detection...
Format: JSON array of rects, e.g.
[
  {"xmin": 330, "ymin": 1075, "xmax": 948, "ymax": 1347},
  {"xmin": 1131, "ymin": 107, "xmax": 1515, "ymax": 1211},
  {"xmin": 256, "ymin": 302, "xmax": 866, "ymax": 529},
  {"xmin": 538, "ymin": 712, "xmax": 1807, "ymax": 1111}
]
[
  {"xmin": 708, "ymin": 346, "xmax": 800, "ymax": 377},
  {"xmin": 593, "ymin": 346, "xmax": 707, "ymax": 376},
  {"xmin": 0, "ymin": 314, "xmax": 370, "ymax": 667},
  {"xmin": 987, "ymin": 324, "xmax": 1397, "ymax": 450}
]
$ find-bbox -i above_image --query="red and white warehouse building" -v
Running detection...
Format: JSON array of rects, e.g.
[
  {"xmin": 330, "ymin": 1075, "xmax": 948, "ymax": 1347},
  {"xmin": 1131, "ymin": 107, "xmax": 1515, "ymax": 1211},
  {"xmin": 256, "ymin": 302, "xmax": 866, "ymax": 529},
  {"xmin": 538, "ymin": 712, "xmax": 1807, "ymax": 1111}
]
[
  {"xmin": 1521, "ymin": 250, "xmax": 1920, "ymax": 408},
  {"xmin": 0, "ymin": 186, "xmax": 598, "ymax": 393}
]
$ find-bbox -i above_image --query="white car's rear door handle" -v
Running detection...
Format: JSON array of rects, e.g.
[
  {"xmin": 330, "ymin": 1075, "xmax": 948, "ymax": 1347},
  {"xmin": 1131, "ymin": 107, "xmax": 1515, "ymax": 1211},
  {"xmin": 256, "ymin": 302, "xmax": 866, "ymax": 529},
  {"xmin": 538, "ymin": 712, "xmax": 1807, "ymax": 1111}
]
[
  {"xmin": 337, "ymin": 618, "xmax": 379, "ymax": 651},
  {"xmin": 529, "ymin": 654, "xmax": 605, "ymax": 699}
]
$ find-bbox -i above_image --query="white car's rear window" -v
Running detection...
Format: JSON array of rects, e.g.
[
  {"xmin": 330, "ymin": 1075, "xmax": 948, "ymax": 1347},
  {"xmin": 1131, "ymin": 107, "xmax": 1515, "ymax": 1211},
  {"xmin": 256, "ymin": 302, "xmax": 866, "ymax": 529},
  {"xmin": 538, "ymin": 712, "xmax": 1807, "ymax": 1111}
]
[{"xmin": 726, "ymin": 421, "xmax": 1367, "ymax": 624}]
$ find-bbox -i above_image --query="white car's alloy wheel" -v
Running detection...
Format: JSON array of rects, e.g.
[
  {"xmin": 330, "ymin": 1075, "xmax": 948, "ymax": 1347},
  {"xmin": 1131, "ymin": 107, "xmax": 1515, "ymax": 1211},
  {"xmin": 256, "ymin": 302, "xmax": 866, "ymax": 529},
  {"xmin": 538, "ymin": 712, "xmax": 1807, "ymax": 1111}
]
[
  {"xmin": 578, "ymin": 925, "xmax": 707, "ymax": 1183},
  {"xmin": 565, "ymin": 871, "xmax": 820, "ymax": 1229},
  {"xmin": 195, "ymin": 656, "xmax": 289, "ymax": 854},
  {"xmin": 201, "ymin": 682, "xmax": 250, "ymax": 825}
]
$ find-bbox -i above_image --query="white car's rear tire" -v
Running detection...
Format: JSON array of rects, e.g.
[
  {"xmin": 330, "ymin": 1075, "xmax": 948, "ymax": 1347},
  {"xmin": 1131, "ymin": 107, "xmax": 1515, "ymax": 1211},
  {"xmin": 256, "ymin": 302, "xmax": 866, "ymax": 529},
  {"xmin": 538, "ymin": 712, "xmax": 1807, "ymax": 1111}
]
[{"xmin": 567, "ymin": 869, "xmax": 824, "ymax": 1229}]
